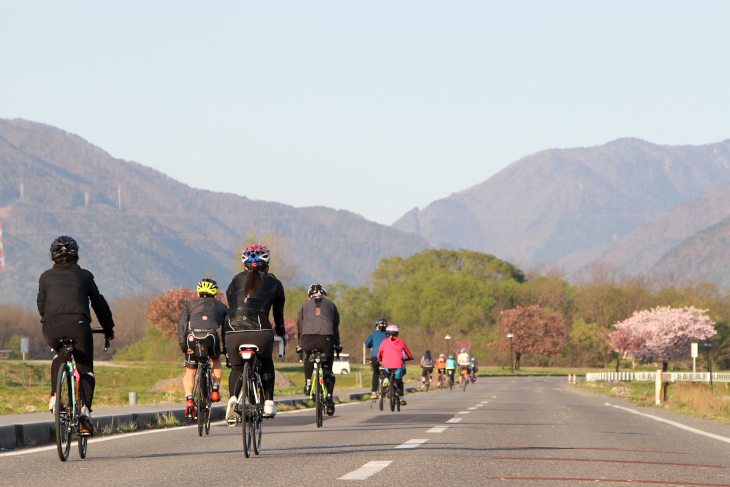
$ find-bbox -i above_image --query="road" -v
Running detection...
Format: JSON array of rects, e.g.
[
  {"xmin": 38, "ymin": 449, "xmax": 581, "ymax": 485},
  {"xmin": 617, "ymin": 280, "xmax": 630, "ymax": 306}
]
[{"xmin": 3, "ymin": 377, "xmax": 730, "ymax": 486}]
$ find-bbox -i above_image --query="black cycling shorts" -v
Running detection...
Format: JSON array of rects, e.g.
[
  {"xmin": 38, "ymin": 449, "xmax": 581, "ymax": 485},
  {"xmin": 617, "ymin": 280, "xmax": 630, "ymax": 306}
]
[
  {"xmin": 421, "ymin": 367, "xmax": 434, "ymax": 377},
  {"xmin": 185, "ymin": 333, "xmax": 221, "ymax": 369}
]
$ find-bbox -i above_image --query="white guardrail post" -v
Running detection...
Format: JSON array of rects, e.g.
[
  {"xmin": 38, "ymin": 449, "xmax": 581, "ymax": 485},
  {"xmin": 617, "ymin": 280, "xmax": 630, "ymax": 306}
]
[{"xmin": 655, "ymin": 369, "xmax": 662, "ymax": 405}]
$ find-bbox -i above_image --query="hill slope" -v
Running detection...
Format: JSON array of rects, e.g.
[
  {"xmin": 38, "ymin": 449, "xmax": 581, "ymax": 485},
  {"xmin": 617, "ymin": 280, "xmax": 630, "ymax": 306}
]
[
  {"xmin": 0, "ymin": 119, "xmax": 428, "ymax": 306},
  {"xmin": 394, "ymin": 138, "xmax": 730, "ymax": 267}
]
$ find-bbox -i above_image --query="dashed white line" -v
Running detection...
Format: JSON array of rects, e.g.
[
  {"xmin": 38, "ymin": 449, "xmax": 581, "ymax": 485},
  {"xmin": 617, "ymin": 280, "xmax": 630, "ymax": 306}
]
[
  {"xmin": 492, "ymin": 396, "xmax": 497, "ymax": 398},
  {"xmin": 475, "ymin": 404, "xmax": 484, "ymax": 407},
  {"xmin": 338, "ymin": 461, "xmax": 393, "ymax": 480},
  {"xmin": 395, "ymin": 439, "xmax": 429, "ymax": 449},
  {"xmin": 457, "ymin": 411, "xmax": 471, "ymax": 414},
  {"xmin": 467, "ymin": 407, "xmax": 477, "ymax": 410},
  {"xmin": 446, "ymin": 418, "xmax": 462, "ymax": 423},
  {"xmin": 427, "ymin": 426, "xmax": 449, "ymax": 433},
  {"xmin": 481, "ymin": 401, "xmax": 489, "ymax": 404}
]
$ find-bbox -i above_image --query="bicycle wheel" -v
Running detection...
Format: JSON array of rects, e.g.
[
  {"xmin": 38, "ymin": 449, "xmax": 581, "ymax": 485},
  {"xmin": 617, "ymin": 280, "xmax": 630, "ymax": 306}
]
[
  {"xmin": 196, "ymin": 369, "xmax": 205, "ymax": 437},
  {"xmin": 242, "ymin": 362, "xmax": 253, "ymax": 457},
  {"xmin": 462, "ymin": 375, "xmax": 468, "ymax": 392},
  {"xmin": 78, "ymin": 433, "xmax": 87, "ymax": 459},
  {"xmin": 253, "ymin": 375, "xmax": 264, "ymax": 455},
  {"xmin": 425, "ymin": 375, "xmax": 430, "ymax": 393},
  {"xmin": 449, "ymin": 375, "xmax": 453, "ymax": 391},
  {"xmin": 315, "ymin": 369, "xmax": 323, "ymax": 428},
  {"xmin": 55, "ymin": 365, "xmax": 73, "ymax": 462},
  {"xmin": 204, "ymin": 366, "xmax": 212, "ymax": 435},
  {"xmin": 389, "ymin": 377, "xmax": 396, "ymax": 412},
  {"xmin": 378, "ymin": 378, "xmax": 384, "ymax": 411}
]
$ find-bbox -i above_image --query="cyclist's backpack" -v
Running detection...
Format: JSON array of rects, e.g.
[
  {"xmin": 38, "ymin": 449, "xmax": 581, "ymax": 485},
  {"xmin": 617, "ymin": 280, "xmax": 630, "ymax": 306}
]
[{"xmin": 423, "ymin": 357, "xmax": 434, "ymax": 367}]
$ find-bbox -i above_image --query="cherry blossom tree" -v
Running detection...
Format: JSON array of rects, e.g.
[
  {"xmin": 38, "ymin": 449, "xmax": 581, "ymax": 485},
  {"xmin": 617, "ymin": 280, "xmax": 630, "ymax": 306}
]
[
  {"xmin": 452, "ymin": 339, "xmax": 472, "ymax": 355},
  {"xmin": 612, "ymin": 306, "xmax": 716, "ymax": 371},
  {"xmin": 146, "ymin": 287, "xmax": 227, "ymax": 339},
  {"xmin": 607, "ymin": 326, "xmax": 645, "ymax": 372},
  {"xmin": 495, "ymin": 305, "xmax": 566, "ymax": 369}
]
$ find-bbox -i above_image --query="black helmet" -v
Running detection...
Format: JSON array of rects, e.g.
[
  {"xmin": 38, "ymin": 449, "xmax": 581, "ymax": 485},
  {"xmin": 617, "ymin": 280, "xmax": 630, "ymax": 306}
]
[
  {"xmin": 308, "ymin": 283, "xmax": 327, "ymax": 298},
  {"xmin": 50, "ymin": 236, "xmax": 79, "ymax": 261},
  {"xmin": 375, "ymin": 318, "xmax": 388, "ymax": 330}
]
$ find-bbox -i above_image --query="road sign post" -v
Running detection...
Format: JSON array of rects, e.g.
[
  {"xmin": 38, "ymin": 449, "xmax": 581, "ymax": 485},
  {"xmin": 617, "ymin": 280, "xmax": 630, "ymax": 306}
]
[
  {"xmin": 691, "ymin": 343, "xmax": 698, "ymax": 377},
  {"xmin": 20, "ymin": 338, "xmax": 29, "ymax": 361},
  {"xmin": 655, "ymin": 370, "xmax": 662, "ymax": 405}
]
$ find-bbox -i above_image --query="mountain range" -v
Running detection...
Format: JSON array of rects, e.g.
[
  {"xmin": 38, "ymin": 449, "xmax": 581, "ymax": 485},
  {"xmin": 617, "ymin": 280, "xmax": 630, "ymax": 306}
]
[
  {"xmin": 394, "ymin": 137, "xmax": 730, "ymax": 287},
  {"xmin": 0, "ymin": 119, "xmax": 428, "ymax": 306}
]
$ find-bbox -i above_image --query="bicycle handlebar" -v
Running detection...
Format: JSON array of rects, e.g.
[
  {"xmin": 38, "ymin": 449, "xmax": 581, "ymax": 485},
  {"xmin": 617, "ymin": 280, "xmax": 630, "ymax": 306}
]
[
  {"xmin": 274, "ymin": 336, "xmax": 285, "ymax": 358},
  {"xmin": 91, "ymin": 328, "xmax": 111, "ymax": 351}
]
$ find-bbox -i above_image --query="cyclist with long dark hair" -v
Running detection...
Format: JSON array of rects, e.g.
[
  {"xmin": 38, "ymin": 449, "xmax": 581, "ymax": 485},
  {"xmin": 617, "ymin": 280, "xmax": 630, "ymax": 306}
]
[
  {"xmin": 420, "ymin": 349, "xmax": 435, "ymax": 389},
  {"xmin": 37, "ymin": 236, "xmax": 115, "ymax": 436},
  {"xmin": 225, "ymin": 244, "xmax": 287, "ymax": 423}
]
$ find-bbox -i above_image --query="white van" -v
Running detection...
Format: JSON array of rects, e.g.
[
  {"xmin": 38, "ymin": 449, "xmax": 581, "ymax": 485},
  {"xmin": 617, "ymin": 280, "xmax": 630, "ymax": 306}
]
[{"xmin": 333, "ymin": 353, "xmax": 350, "ymax": 375}]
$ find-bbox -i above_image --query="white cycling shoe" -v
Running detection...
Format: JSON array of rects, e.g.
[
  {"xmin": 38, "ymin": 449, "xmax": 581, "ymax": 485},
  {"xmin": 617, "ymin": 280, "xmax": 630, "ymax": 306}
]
[
  {"xmin": 264, "ymin": 400, "xmax": 277, "ymax": 417},
  {"xmin": 48, "ymin": 395, "xmax": 56, "ymax": 412},
  {"xmin": 226, "ymin": 396, "xmax": 238, "ymax": 426}
]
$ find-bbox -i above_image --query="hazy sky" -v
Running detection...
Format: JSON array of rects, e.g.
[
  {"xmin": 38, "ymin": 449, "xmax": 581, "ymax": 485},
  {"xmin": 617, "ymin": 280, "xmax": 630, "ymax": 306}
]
[{"xmin": 3, "ymin": 2, "xmax": 730, "ymax": 225}]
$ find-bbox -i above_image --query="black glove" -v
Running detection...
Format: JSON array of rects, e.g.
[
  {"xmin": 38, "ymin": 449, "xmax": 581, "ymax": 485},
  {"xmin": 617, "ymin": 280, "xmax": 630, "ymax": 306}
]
[
  {"xmin": 334, "ymin": 345, "xmax": 342, "ymax": 353},
  {"xmin": 296, "ymin": 346, "xmax": 303, "ymax": 354},
  {"xmin": 225, "ymin": 355, "xmax": 231, "ymax": 369}
]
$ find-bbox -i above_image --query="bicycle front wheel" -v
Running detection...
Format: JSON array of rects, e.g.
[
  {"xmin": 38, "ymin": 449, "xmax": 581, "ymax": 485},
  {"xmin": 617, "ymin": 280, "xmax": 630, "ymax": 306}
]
[
  {"xmin": 242, "ymin": 362, "xmax": 252, "ymax": 457},
  {"xmin": 253, "ymin": 376, "xmax": 264, "ymax": 455},
  {"xmin": 315, "ymin": 370, "xmax": 323, "ymax": 428},
  {"xmin": 204, "ymin": 368, "xmax": 212, "ymax": 435},
  {"xmin": 55, "ymin": 365, "xmax": 73, "ymax": 462},
  {"xmin": 378, "ymin": 379, "xmax": 384, "ymax": 411}
]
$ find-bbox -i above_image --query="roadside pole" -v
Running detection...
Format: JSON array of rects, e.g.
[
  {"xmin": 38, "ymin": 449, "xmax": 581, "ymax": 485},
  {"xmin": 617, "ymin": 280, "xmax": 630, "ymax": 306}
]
[
  {"xmin": 655, "ymin": 370, "xmax": 662, "ymax": 405},
  {"xmin": 691, "ymin": 343, "xmax": 698, "ymax": 378}
]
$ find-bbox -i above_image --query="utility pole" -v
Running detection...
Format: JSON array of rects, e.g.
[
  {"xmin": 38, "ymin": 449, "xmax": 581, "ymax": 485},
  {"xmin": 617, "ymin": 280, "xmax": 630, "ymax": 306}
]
[
  {"xmin": 0, "ymin": 222, "xmax": 6, "ymax": 270},
  {"xmin": 117, "ymin": 184, "xmax": 122, "ymax": 211},
  {"xmin": 19, "ymin": 182, "xmax": 24, "ymax": 201},
  {"xmin": 84, "ymin": 192, "xmax": 89, "ymax": 208}
]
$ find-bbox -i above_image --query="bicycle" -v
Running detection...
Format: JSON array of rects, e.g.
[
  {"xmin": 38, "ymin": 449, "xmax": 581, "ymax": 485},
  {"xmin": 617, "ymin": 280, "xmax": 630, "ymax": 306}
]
[
  {"xmin": 470, "ymin": 368, "xmax": 477, "ymax": 384},
  {"xmin": 436, "ymin": 369, "xmax": 445, "ymax": 391},
  {"xmin": 233, "ymin": 336, "xmax": 284, "ymax": 457},
  {"xmin": 460, "ymin": 368, "xmax": 469, "ymax": 392},
  {"xmin": 53, "ymin": 329, "xmax": 110, "ymax": 462},
  {"xmin": 370, "ymin": 365, "xmax": 386, "ymax": 411},
  {"xmin": 383, "ymin": 369, "xmax": 401, "ymax": 412},
  {"xmin": 447, "ymin": 370, "xmax": 455, "ymax": 391},
  {"xmin": 191, "ymin": 347, "xmax": 213, "ymax": 437}
]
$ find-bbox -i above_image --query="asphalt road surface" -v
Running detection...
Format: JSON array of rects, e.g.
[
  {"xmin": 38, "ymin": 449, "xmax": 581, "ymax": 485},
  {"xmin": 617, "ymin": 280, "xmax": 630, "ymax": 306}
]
[{"xmin": 3, "ymin": 377, "xmax": 730, "ymax": 486}]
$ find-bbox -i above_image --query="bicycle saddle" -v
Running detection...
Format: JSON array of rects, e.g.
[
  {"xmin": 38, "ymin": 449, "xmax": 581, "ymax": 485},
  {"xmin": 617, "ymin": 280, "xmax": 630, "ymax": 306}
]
[
  {"xmin": 238, "ymin": 344, "xmax": 259, "ymax": 351},
  {"xmin": 54, "ymin": 337, "xmax": 77, "ymax": 356}
]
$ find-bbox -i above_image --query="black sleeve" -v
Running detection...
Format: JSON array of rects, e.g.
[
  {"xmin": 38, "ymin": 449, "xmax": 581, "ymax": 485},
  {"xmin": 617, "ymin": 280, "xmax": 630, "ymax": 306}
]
[
  {"xmin": 178, "ymin": 301, "xmax": 190, "ymax": 353},
  {"xmin": 272, "ymin": 279, "xmax": 286, "ymax": 337},
  {"xmin": 333, "ymin": 305, "xmax": 340, "ymax": 347},
  {"xmin": 87, "ymin": 274, "xmax": 114, "ymax": 334},
  {"xmin": 36, "ymin": 275, "xmax": 46, "ymax": 318}
]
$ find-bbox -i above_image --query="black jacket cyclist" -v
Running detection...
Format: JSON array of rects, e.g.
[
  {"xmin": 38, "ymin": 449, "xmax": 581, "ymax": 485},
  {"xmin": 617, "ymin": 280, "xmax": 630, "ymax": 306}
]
[
  {"xmin": 37, "ymin": 236, "xmax": 115, "ymax": 435},
  {"xmin": 225, "ymin": 244, "xmax": 286, "ymax": 423},
  {"xmin": 296, "ymin": 283, "xmax": 340, "ymax": 416},
  {"xmin": 178, "ymin": 278, "xmax": 228, "ymax": 419}
]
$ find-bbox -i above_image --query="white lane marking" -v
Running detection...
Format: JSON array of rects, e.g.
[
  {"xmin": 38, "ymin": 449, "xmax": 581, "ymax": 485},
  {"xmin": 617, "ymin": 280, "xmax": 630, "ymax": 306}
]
[
  {"xmin": 475, "ymin": 404, "xmax": 484, "ymax": 407},
  {"xmin": 446, "ymin": 418, "xmax": 462, "ymax": 423},
  {"xmin": 0, "ymin": 422, "xmax": 202, "ymax": 457},
  {"xmin": 338, "ymin": 461, "xmax": 393, "ymax": 480},
  {"xmin": 481, "ymin": 401, "xmax": 489, "ymax": 404},
  {"xmin": 493, "ymin": 396, "xmax": 497, "ymax": 398},
  {"xmin": 395, "ymin": 439, "xmax": 429, "ymax": 449},
  {"xmin": 457, "ymin": 411, "xmax": 471, "ymax": 414},
  {"xmin": 467, "ymin": 407, "xmax": 477, "ymax": 410},
  {"xmin": 427, "ymin": 426, "xmax": 449, "ymax": 433},
  {"xmin": 606, "ymin": 403, "xmax": 730, "ymax": 445}
]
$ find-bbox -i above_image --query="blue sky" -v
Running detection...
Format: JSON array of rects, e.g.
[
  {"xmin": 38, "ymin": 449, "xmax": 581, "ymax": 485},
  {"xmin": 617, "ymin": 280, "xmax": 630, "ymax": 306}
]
[{"xmin": 2, "ymin": 2, "xmax": 730, "ymax": 225}]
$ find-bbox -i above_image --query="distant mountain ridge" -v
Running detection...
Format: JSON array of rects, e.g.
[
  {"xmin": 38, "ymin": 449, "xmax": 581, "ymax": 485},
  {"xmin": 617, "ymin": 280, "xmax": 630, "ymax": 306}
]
[
  {"xmin": 0, "ymin": 119, "xmax": 428, "ymax": 306},
  {"xmin": 394, "ymin": 138, "xmax": 730, "ymax": 276}
]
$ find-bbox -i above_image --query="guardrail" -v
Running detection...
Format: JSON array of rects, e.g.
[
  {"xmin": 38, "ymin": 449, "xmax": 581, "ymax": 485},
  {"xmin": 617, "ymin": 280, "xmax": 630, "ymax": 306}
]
[{"xmin": 585, "ymin": 372, "xmax": 730, "ymax": 382}]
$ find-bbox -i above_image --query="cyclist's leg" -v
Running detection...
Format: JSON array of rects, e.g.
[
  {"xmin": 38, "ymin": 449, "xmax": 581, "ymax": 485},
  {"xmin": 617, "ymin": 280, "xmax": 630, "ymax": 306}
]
[
  {"xmin": 210, "ymin": 333, "xmax": 223, "ymax": 388},
  {"xmin": 370, "ymin": 357, "xmax": 381, "ymax": 393},
  {"xmin": 183, "ymin": 341, "xmax": 198, "ymax": 397},
  {"xmin": 394, "ymin": 366, "xmax": 406, "ymax": 396},
  {"xmin": 225, "ymin": 332, "xmax": 246, "ymax": 399},
  {"xmin": 299, "ymin": 335, "xmax": 316, "ymax": 394},
  {"xmin": 240, "ymin": 330, "xmax": 275, "ymax": 400},
  {"xmin": 42, "ymin": 314, "xmax": 89, "ymax": 404}
]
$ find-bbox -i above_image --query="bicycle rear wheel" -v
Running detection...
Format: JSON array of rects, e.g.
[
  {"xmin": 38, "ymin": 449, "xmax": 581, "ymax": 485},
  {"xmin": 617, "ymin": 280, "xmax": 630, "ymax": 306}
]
[
  {"xmin": 462, "ymin": 375, "xmax": 468, "ymax": 392},
  {"xmin": 253, "ymin": 376, "xmax": 264, "ymax": 455},
  {"xmin": 55, "ymin": 366, "xmax": 73, "ymax": 462},
  {"xmin": 196, "ymin": 369, "xmax": 205, "ymax": 437},
  {"xmin": 378, "ymin": 378, "xmax": 384, "ymax": 411},
  {"xmin": 389, "ymin": 377, "xmax": 396, "ymax": 412},
  {"xmin": 242, "ymin": 362, "xmax": 253, "ymax": 457},
  {"xmin": 315, "ymin": 369, "xmax": 323, "ymax": 428},
  {"xmin": 425, "ymin": 375, "xmax": 430, "ymax": 393},
  {"xmin": 204, "ymin": 367, "xmax": 212, "ymax": 435}
]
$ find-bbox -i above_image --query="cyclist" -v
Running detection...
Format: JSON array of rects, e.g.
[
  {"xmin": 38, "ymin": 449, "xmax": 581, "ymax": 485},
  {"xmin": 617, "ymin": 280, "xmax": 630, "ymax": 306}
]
[
  {"xmin": 376, "ymin": 325, "xmax": 413, "ymax": 406},
  {"xmin": 445, "ymin": 354, "xmax": 457, "ymax": 387},
  {"xmin": 296, "ymin": 283, "xmax": 341, "ymax": 416},
  {"xmin": 457, "ymin": 347, "xmax": 471, "ymax": 387},
  {"xmin": 364, "ymin": 319, "xmax": 388, "ymax": 396},
  {"xmin": 178, "ymin": 278, "xmax": 228, "ymax": 420},
  {"xmin": 469, "ymin": 357, "xmax": 479, "ymax": 382},
  {"xmin": 435, "ymin": 353, "xmax": 447, "ymax": 387},
  {"xmin": 420, "ymin": 349, "xmax": 435, "ymax": 389},
  {"xmin": 224, "ymin": 244, "xmax": 287, "ymax": 423},
  {"xmin": 37, "ymin": 236, "xmax": 115, "ymax": 436}
]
